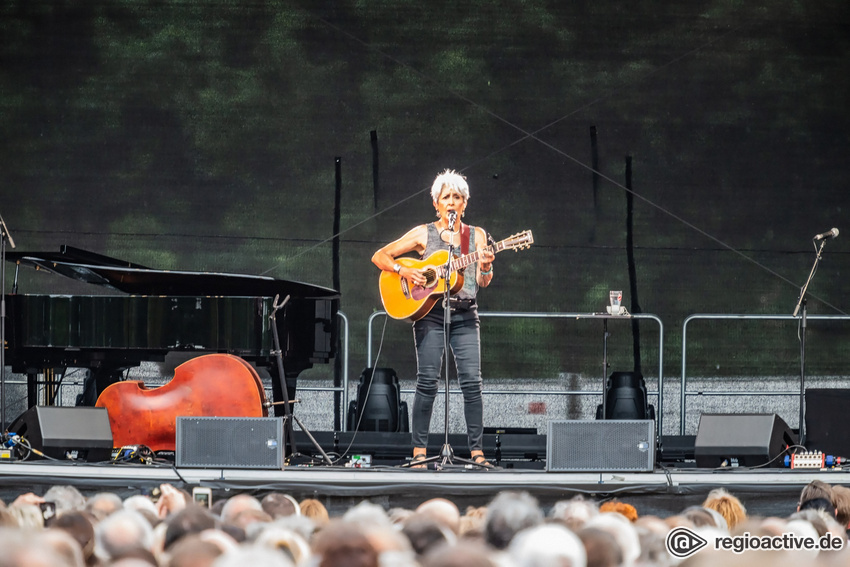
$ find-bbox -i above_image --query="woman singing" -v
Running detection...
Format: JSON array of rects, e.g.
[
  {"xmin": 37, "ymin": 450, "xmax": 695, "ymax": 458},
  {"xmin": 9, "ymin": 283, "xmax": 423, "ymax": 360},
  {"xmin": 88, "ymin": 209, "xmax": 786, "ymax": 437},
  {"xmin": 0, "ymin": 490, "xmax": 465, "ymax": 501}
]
[{"xmin": 372, "ymin": 169, "xmax": 495, "ymax": 467}]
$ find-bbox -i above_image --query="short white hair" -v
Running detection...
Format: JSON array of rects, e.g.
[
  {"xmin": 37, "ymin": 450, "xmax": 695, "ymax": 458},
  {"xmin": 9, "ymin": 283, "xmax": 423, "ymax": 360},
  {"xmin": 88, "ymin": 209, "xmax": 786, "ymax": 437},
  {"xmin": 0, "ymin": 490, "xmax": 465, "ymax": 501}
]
[
  {"xmin": 509, "ymin": 524, "xmax": 587, "ymax": 567},
  {"xmin": 430, "ymin": 169, "xmax": 470, "ymax": 202}
]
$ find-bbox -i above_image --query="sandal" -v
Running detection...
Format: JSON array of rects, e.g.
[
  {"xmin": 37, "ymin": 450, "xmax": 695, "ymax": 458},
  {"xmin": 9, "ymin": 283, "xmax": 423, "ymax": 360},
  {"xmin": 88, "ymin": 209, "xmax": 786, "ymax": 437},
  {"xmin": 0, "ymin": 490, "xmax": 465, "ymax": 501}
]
[
  {"xmin": 410, "ymin": 449, "xmax": 427, "ymax": 469},
  {"xmin": 471, "ymin": 451, "xmax": 493, "ymax": 467}
]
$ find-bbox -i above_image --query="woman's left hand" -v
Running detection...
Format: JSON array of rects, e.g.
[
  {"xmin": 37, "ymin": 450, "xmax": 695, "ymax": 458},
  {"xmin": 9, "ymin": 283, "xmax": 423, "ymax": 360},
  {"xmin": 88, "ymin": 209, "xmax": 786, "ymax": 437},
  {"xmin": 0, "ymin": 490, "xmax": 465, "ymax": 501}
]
[{"xmin": 478, "ymin": 249, "xmax": 495, "ymax": 272}]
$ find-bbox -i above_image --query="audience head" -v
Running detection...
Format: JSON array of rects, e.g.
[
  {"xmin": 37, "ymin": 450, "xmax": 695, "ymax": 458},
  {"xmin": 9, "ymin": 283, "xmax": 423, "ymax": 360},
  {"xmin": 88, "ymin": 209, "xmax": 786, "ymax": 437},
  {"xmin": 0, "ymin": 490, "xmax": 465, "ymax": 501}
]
[
  {"xmin": 163, "ymin": 504, "xmax": 218, "ymax": 551},
  {"xmin": 85, "ymin": 492, "xmax": 123, "ymax": 522},
  {"xmin": 798, "ymin": 497, "xmax": 836, "ymax": 519},
  {"xmin": 94, "ymin": 509, "xmax": 155, "ymax": 562},
  {"xmin": 0, "ymin": 529, "xmax": 79, "ymax": 567},
  {"xmin": 702, "ymin": 488, "xmax": 747, "ymax": 529},
  {"xmin": 166, "ymin": 534, "xmax": 223, "ymax": 567},
  {"xmin": 252, "ymin": 526, "xmax": 312, "ymax": 565},
  {"xmin": 421, "ymin": 541, "xmax": 497, "ymax": 567},
  {"xmin": 484, "ymin": 491, "xmax": 543, "ymax": 550},
  {"xmin": 51, "ymin": 511, "xmax": 96, "ymax": 564},
  {"xmin": 549, "ymin": 496, "xmax": 599, "ymax": 532},
  {"xmin": 509, "ymin": 524, "xmax": 586, "ymax": 567},
  {"xmin": 297, "ymin": 498, "xmax": 328, "ymax": 527},
  {"xmin": 312, "ymin": 520, "xmax": 378, "ymax": 567},
  {"xmin": 8, "ymin": 503, "xmax": 44, "ymax": 529},
  {"xmin": 584, "ymin": 511, "xmax": 641, "ymax": 567},
  {"xmin": 210, "ymin": 545, "xmax": 294, "ymax": 567},
  {"xmin": 402, "ymin": 516, "xmax": 456, "ymax": 556},
  {"xmin": 44, "ymin": 486, "xmax": 87, "ymax": 515},
  {"xmin": 220, "ymin": 495, "xmax": 263, "ymax": 526},
  {"xmin": 40, "ymin": 528, "xmax": 87, "ymax": 567},
  {"xmin": 578, "ymin": 526, "xmax": 622, "ymax": 567},
  {"xmin": 798, "ymin": 480, "xmax": 834, "ymax": 510},
  {"xmin": 680, "ymin": 506, "xmax": 719, "ymax": 528},
  {"xmin": 416, "ymin": 498, "xmax": 461, "ymax": 534},
  {"xmin": 261, "ymin": 493, "xmax": 300, "ymax": 520},
  {"xmin": 598, "ymin": 500, "xmax": 638, "ymax": 522}
]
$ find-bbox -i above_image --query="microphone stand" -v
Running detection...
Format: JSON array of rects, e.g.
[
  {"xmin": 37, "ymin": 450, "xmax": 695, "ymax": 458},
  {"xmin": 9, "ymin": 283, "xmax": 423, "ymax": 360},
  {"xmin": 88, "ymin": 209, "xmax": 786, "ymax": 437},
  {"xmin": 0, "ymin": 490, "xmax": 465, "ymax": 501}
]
[
  {"xmin": 792, "ymin": 238, "xmax": 827, "ymax": 446},
  {"xmin": 269, "ymin": 294, "xmax": 332, "ymax": 466},
  {"xmin": 0, "ymin": 213, "xmax": 14, "ymax": 431}
]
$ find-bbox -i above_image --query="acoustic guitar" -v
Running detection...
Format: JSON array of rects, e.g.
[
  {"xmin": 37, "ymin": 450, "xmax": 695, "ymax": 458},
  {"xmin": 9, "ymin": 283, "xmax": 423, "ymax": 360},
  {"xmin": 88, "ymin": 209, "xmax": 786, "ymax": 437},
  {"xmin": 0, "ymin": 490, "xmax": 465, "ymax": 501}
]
[{"xmin": 379, "ymin": 230, "xmax": 534, "ymax": 321}]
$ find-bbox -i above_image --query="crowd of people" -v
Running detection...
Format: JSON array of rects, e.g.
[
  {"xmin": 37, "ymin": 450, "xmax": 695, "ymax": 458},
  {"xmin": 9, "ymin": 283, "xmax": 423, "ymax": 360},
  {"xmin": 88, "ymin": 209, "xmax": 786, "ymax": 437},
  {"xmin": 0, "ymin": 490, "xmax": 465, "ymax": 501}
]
[{"xmin": 0, "ymin": 479, "xmax": 849, "ymax": 567}]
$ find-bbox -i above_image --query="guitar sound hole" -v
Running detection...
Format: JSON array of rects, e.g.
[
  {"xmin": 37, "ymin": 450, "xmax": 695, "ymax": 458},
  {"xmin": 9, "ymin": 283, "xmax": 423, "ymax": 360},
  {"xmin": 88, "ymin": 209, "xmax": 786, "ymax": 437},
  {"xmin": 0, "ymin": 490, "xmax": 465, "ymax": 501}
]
[{"xmin": 423, "ymin": 269, "xmax": 437, "ymax": 288}]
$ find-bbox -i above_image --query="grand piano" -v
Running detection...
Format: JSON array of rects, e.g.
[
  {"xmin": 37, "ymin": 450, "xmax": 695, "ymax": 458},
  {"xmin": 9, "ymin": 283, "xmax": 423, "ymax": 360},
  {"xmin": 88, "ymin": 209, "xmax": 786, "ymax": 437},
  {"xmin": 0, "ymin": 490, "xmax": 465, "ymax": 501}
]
[{"xmin": 3, "ymin": 246, "xmax": 339, "ymax": 413}]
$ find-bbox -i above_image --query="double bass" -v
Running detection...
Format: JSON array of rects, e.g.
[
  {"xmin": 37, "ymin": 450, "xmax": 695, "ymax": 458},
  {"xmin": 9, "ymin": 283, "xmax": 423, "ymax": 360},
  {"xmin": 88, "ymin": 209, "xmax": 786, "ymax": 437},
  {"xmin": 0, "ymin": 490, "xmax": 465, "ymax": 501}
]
[{"xmin": 95, "ymin": 353, "xmax": 268, "ymax": 452}]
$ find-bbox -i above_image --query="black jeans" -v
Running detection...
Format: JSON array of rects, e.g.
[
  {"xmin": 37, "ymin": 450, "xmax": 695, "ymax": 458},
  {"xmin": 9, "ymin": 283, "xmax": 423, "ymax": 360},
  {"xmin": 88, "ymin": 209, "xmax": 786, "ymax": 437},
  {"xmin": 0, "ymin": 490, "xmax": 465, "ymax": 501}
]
[{"xmin": 411, "ymin": 308, "xmax": 484, "ymax": 452}]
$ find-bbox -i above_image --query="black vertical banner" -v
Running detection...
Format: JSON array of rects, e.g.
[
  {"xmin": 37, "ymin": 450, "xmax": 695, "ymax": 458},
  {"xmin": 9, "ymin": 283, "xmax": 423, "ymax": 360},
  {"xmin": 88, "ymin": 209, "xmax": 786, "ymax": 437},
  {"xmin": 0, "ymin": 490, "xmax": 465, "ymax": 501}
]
[
  {"xmin": 625, "ymin": 156, "xmax": 642, "ymax": 376},
  {"xmin": 333, "ymin": 157, "xmax": 342, "ymax": 431},
  {"xmin": 590, "ymin": 125, "xmax": 600, "ymax": 243},
  {"xmin": 370, "ymin": 130, "xmax": 379, "ymax": 211}
]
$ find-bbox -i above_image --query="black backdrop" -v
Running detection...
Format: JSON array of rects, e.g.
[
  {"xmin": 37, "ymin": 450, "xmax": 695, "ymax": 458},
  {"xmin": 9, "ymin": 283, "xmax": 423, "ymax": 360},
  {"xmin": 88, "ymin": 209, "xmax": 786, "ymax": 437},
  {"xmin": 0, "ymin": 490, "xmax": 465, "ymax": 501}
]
[{"xmin": 2, "ymin": 1, "xmax": 849, "ymax": 424}]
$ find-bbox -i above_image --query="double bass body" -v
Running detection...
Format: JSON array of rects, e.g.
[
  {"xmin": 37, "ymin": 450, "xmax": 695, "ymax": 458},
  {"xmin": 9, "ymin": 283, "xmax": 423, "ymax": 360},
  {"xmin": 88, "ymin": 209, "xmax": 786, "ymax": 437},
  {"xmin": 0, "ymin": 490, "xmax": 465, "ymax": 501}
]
[{"xmin": 95, "ymin": 353, "xmax": 268, "ymax": 452}]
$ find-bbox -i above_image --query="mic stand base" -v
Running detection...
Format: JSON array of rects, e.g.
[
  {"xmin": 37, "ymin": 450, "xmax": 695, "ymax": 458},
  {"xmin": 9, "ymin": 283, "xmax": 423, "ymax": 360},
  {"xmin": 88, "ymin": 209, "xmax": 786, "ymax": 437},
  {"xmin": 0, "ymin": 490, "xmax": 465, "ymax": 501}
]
[{"xmin": 401, "ymin": 443, "xmax": 497, "ymax": 470}]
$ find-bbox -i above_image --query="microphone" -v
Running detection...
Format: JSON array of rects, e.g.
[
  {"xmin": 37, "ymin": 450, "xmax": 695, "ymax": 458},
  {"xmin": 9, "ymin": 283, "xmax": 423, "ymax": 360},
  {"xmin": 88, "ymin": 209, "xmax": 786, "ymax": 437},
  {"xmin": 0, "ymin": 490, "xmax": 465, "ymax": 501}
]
[
  {"xmin": 447, "ymin": 210, "xmax": 457, "ymax": 231},
  {"xmin": 813, "ymin": 228, "xmax": 839, "ymax": 241}
]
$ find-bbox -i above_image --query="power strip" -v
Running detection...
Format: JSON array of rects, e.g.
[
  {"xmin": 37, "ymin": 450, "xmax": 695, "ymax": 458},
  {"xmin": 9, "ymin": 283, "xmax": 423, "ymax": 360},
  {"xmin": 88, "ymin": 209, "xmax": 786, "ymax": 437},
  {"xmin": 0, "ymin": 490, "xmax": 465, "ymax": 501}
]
[{"xmin": 784, "ymin": 452, "xmax": 845, "ymax": 469}]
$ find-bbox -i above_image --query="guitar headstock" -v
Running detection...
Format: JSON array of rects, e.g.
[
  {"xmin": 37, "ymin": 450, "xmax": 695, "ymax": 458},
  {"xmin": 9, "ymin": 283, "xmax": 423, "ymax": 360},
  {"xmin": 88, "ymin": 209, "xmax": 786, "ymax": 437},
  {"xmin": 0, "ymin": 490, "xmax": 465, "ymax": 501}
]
[{"xmin": 501, "ymin": 230, "xmax": 534, "ymax": 251}]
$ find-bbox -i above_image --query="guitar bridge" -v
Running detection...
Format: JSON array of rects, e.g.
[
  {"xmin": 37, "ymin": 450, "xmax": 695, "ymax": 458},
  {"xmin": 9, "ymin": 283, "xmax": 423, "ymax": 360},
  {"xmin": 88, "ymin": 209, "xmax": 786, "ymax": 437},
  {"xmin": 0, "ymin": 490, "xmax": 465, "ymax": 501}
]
[{"xmin": 400, "ymin": 276, "xmax": 411, "ymax": 299}]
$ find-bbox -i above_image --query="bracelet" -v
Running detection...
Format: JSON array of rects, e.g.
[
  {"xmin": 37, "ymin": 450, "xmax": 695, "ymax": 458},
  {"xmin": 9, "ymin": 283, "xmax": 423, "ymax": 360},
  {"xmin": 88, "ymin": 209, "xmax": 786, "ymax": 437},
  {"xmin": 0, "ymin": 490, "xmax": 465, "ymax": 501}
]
[{"xmin": 479, "ymin": 265, "xmax": 493, "ymax": 276}]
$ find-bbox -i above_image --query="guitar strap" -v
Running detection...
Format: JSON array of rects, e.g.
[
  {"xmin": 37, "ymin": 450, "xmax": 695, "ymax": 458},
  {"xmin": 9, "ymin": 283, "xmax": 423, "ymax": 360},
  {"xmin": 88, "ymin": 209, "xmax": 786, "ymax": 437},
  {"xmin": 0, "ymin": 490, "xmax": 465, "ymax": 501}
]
[{"xmin": 460, "ymin": 223, "xmax": 470, "ymax": 256}]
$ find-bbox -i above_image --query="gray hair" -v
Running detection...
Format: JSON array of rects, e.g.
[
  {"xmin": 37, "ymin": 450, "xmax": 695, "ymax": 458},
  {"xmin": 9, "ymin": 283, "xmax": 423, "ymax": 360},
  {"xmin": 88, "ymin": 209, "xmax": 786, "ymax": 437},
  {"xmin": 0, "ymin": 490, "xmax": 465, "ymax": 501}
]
[
  {"xmin": 212, "ymin": 545, "xmax": 294, "ymax": 567},
  {"xmin": 430, "ymin": 169, "xmax": 470, "ymax": 202},
  {"xmin": 484, "ymin": 491, "xmax": 543, "ymax": 550},
  {"xmin": 44, "ymin": 485, "xmax": 87, "ymax": 514},
  {"xmin": 509, "ymin": 524, "xmax": 586, "ymax": 567},
  {"xmin": 94, "ymin": 509, "xmax": 154, "ymax": 561}
]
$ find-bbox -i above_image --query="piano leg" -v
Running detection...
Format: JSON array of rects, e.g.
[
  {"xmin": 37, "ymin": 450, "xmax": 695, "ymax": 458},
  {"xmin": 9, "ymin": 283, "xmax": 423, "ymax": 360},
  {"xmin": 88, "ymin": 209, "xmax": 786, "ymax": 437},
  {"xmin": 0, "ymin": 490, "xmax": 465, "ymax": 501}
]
[
  {"xmin": 26, "ymin": 371, "xmax": 38, "ymax": 408},
  {"xmin": 76, "ymin": 365, "xmax": 129, "ymax": 406}
]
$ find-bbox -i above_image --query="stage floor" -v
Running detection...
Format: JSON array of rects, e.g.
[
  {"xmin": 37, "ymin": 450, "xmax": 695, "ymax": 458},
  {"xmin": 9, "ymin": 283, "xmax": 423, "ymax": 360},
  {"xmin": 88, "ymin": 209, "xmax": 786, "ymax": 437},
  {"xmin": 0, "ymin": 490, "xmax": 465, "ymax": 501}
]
[{"xmin": 1, "ymin": 457, "xmax": 848, "ymax": 519}]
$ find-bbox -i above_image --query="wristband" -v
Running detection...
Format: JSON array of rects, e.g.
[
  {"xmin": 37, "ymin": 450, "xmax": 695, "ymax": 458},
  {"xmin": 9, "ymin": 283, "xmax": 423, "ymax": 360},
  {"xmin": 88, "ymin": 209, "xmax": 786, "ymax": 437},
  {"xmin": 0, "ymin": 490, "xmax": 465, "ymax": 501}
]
[{"xmin": 479, "ymin": 265, "xmax": 493, "ymax": 276}]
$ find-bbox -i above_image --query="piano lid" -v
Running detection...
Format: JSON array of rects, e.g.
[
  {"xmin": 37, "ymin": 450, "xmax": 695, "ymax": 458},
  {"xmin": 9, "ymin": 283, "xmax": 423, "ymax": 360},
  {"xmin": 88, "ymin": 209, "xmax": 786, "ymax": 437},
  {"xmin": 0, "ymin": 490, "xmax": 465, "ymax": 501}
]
[{"xmin": 6, "ymin": 245, "xmax": 339, "ymax": 298}]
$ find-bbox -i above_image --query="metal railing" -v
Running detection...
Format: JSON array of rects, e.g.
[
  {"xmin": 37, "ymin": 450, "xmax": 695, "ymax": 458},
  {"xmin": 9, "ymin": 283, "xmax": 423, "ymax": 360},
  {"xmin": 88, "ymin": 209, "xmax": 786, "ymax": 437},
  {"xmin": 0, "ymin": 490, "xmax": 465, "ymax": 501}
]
[
  {"xmin": 368, "ymin": 310, "xmax": 665, "ymax": 433},
  {"xmin": 679, "ymin": 314, "xmax": 850, "ymax": 435},
  {"xmin": 293, "ymin": 311, "xmax": 350, "ymax": 428}
]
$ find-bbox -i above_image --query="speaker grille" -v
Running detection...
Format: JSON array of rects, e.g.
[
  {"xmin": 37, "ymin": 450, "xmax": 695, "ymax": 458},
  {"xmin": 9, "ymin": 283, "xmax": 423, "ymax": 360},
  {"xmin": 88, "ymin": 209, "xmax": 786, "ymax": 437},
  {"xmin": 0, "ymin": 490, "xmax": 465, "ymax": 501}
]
[
  {"xmin": 176, "ymin": 417, "xmax": 284, "ymax": 469},
  {"xmin": 547, "ymin": 420, "xmax": 655, "ymax": 472}
]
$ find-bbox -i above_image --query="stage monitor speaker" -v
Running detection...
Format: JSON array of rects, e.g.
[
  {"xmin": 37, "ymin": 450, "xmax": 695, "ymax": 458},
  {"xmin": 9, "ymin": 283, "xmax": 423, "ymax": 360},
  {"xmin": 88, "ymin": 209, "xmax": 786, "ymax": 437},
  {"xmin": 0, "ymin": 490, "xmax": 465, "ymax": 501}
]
[
  {"xmin": 694, "ymin": 413, "xmax": 797, "ymax": 468},
  {"xmin": 805, "ymin": 389, "xmax": 850, "ymax": 457},
  {"xmin": 7, "ymin": 406, "xmax": 113, "ymax": 462},
  {"xmin": 176, "ymin": 416, "xmax": 284, "ymax": 469},
  {"xmin": 546, "ymin": 420, "xmax": 655, "ymax": 472},
  {"xmin": 347, "ymin": 367, "xmax": 409, "ymax": 433}
]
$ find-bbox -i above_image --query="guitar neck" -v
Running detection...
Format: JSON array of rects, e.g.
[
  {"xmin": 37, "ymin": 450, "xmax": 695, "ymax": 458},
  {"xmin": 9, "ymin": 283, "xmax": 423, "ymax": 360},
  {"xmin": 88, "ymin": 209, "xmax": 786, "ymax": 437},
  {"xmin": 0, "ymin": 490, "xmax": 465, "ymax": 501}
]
[{"xmin": 449, "ymin": 243, "xmax": 500, "ymax": 273}]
